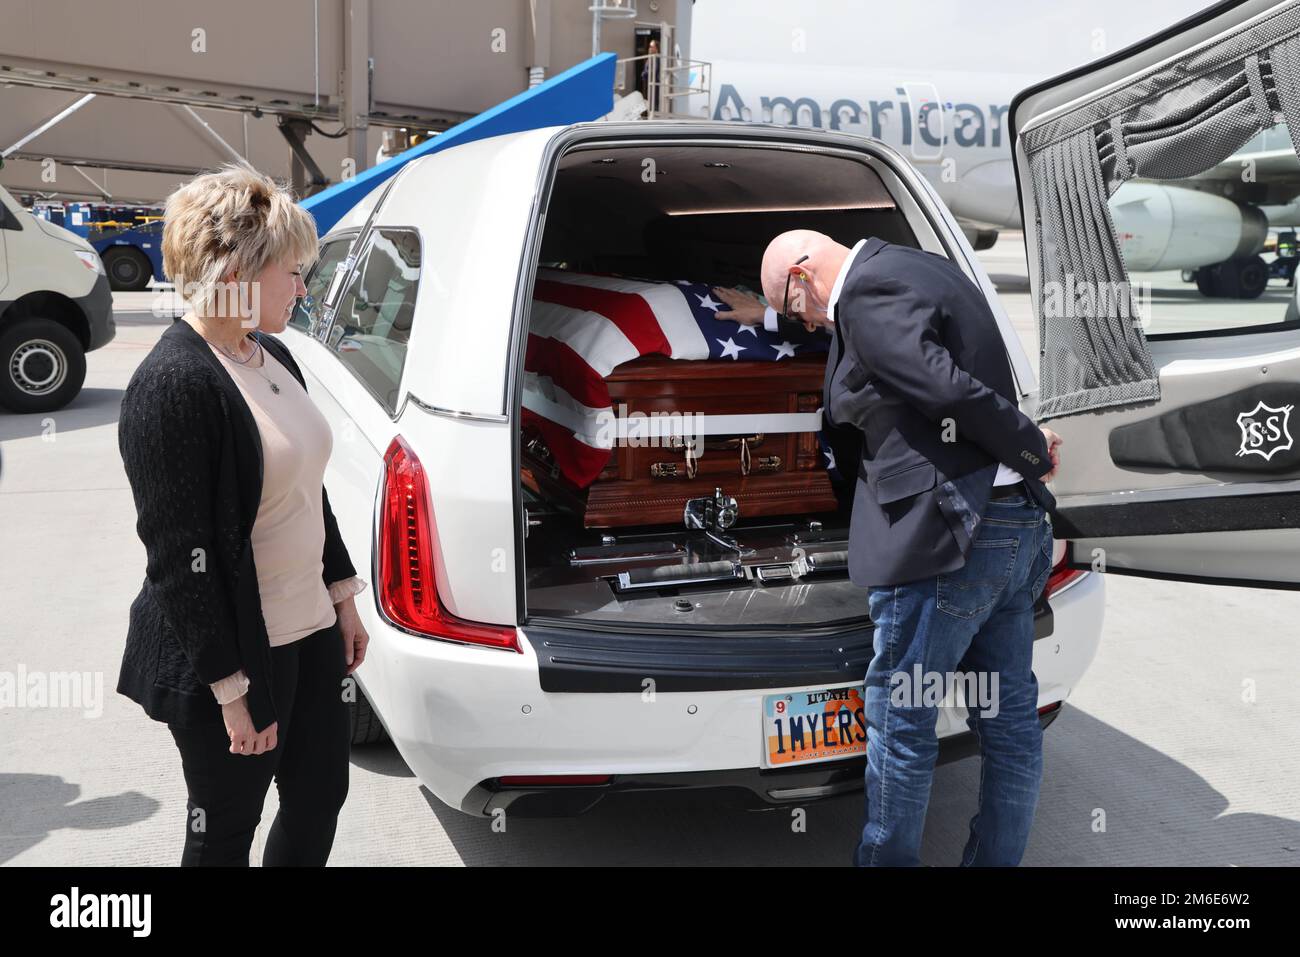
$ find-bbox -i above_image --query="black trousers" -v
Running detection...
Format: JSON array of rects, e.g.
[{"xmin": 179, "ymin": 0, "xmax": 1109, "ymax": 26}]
[{"xmin": 167, "ymin": 619, "xmax": 351, "ymax": 866}]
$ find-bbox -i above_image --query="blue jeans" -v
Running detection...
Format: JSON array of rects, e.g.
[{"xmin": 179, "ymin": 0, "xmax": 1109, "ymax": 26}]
[{"xmin": 853, "ymin": 492, "xmax": 1053, "ymax": 867}]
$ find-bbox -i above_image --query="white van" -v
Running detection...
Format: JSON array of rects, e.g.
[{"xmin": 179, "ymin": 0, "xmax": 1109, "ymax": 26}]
[{"xmin": 0, "ymin": 183, "xmax": 115, "ymax": 413}]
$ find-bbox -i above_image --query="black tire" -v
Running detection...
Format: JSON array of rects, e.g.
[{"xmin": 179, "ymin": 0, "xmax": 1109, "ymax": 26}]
[
  {"xmin": 1233, "ymin": 255, "xmax": 1269, "ymax": 300},
  {"xmin": 1201, "ymin": 256, "xmax": 1269, "ymax": 300},
  {"xmin": 102, "ymin": 246, "xmax": 152, "ymax": 291},
  {"xmin": 0, "ymin": 318, "xmax": 87, "ymax": 413},
  {"xmin": 348, "ymin": 682, "xmax": 389, "ymax": 746}
]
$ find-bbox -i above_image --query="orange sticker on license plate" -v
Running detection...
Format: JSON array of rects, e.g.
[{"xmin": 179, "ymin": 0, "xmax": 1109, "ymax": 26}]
[{"xmin": 763, "ymin": 685, "xmax": 866, "ymax": 767}]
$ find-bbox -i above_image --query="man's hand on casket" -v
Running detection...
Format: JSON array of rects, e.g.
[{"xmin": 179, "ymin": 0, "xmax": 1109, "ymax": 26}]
[{"xmin": 711, "ymin": 286, "xmax": 766, "ymax": 325}]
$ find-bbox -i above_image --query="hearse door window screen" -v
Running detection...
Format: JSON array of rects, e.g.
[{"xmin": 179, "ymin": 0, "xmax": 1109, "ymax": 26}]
[{"xmin": 1022, "ymin": 3, "xmax": 1300, "ymax": 419}]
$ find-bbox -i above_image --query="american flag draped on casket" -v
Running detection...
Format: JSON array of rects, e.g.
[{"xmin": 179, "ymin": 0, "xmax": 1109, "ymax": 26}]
[{"xmin": 522, "ymin": 268, "xmax": 835, "ymax": 488}]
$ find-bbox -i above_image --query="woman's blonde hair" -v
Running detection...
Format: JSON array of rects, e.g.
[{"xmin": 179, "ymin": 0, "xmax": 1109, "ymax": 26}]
[{"xmin": 162, "ymin": 163, "xmax": 319, "ymax": 317}]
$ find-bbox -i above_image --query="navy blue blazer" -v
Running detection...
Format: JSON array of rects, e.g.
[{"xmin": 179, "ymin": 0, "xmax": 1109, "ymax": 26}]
[{"xmin": 821, "ymin": 238, "xmax": 1055, "ymax": 588}]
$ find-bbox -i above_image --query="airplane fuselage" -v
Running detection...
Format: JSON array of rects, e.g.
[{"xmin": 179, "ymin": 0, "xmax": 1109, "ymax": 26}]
[{"xmin": 699, "ymin": 62, "xmax": 1029, "ymax": 228}]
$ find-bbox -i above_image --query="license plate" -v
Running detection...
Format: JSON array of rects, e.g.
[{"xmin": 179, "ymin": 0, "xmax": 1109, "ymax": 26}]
[{"xmin": 762, "ymin": 684, "xmax": 867, "ymax": 768}]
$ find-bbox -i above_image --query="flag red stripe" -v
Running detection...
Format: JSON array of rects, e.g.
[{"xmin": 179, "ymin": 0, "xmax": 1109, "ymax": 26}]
[
  {"xmin": 533, "ymin": 279, "xmax": 672, "ymax": 357},
  {"xmin": 521, "ymin": 407, "xmax": 613, "ymax": 488},
  {"xmin": 524, "ymin": 334, "xmax": 612, "ymax": 411}
]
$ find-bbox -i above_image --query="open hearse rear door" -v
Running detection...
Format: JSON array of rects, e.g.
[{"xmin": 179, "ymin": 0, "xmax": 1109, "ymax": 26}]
[{"xmin": 1013, "ymin": 0, "xmax": 1300, "ymax": 587}]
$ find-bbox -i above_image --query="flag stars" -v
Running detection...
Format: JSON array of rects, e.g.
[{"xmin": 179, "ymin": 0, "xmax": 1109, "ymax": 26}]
[
  {"xmin": 716, "ymin": 337, "xmax": 747, "ymax": 360},
  {"xmin": 770, "ymin": 340, "xmax": 799, "ymax": 360},
  {"xmin": 696, "ymin": 292, "xmax": 723, "ymax": 312}
]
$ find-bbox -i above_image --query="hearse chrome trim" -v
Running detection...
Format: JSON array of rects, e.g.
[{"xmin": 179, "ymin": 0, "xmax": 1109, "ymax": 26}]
[
  {"xmin": 406, "ymin": 392, "xmax": 509, "ymax": 423},
  {"xmin": 1055, "ymin": 476, "xmax": 1300, "ymax": 509}
]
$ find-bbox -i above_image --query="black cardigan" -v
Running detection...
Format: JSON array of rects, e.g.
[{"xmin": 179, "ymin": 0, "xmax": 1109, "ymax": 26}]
[{"xmin": 117, "ymin": 318, "xmax": 357, "ymax": 733}]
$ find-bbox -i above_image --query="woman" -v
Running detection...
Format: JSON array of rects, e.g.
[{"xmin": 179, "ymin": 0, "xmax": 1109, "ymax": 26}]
[{"xmin": 117, "ymin": 163, "xmax": 370, "ymax": 866}]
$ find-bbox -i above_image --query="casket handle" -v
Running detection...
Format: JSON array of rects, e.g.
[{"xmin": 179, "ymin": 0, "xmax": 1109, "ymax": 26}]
[
  {"xmin": 651, "ymin": 439, "xmax": 699, "ymax": 480},
  {"xmin": 738, "ymin": 442, "xmax": 782, "ymax": 475},
  {"xmin": 711, "ymin": 432, "xmax": 764, "ymax": 451},
  {"xmin": 667, "ymin": 433, "xmax": 764, "ymax": 452}
]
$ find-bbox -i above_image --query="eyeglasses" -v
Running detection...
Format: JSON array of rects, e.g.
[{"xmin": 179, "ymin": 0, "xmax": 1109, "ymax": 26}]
[{"xmin": 782, "ymin": 254, "xmax": 810, "ymax": 319}]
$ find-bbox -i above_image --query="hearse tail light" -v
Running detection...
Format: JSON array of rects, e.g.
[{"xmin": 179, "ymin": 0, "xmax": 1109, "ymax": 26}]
[
  {"xmin": 1046, "ymin": 539, "xmax": 1088, "ymax": 599},
  {"xmin": 378, "ymin": 434, "xmax": 520, "ymax": 651}
]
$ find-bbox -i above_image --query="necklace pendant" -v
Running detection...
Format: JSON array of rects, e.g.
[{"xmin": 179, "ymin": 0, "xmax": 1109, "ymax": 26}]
[{"xmin": 270, "ymin": 381, "xmax": 280, "ymax": 394}]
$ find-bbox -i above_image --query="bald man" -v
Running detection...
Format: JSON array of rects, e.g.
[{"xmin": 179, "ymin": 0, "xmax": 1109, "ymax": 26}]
[{"xmin": 760, "ymin": 229, "xmax": 1062, "ymax": 867}]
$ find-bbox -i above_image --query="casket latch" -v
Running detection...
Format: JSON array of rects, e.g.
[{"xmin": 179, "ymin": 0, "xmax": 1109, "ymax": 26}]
[{"xmin": 684, "ymin": 486, "xmax": 739, "ymax": 532}]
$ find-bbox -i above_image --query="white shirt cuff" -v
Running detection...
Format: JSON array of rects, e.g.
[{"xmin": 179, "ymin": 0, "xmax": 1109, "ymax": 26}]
[
  {"xmin": 763, "ymin": 306, "xmax": 779, "ymax": 332},
  {"xmin": 210, "ymin": 669, "xmax": 250, "ymax": 705},
  {"xmin": 327, "ymin": 576, "xmax": 368, "ymax": 604}
]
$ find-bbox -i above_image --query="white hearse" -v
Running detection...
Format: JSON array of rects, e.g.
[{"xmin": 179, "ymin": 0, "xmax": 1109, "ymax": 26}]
[{"xmin": 280, "ymin": 118, "xmax": 1107, "ymax": 817}]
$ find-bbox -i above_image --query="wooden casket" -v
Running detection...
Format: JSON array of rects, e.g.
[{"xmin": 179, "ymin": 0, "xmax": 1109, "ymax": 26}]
[{"xmin": 524, "ymin": 352, "xmax": 838, "ymax": 528}]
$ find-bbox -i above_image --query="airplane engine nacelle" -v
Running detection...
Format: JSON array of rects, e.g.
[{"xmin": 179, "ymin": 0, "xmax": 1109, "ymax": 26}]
[{"xmin": 1109, "ymin": 182, "xmax": 1268, "ymax": 271}]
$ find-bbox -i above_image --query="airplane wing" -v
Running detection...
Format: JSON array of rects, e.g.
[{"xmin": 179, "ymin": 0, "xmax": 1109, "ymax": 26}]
[{"xmin": 1164, "ymin": 147, "xmax": 1300, "ymax": 205}]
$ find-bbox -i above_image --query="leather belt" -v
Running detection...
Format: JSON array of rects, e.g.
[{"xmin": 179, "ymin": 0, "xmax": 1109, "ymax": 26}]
[{"xmin": 989, "ymin": 479, "xmax": 1030, "ymax": 500}]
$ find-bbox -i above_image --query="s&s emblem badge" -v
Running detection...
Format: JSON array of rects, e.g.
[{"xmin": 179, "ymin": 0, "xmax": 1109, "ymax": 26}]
[{"xmin": 1236, "ymin": 400, "xmax": 1295, "ymax": 461}]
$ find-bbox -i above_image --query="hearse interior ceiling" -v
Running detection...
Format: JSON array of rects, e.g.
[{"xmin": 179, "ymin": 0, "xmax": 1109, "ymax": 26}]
[
  {"xmin": 1024, "ymin": 2, "xmax": 1300, "ymax": 419},
  {"xmin": 542, "ymin": 145, "xmax": 912, "ymax": 284}
]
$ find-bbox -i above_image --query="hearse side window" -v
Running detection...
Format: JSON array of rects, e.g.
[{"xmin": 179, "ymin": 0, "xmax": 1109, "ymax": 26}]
[
  {"xmin": 290, "ymin": 237, "xmax": 354, "ymax": 333},
  {"xmin": 325, "ymin": 227, "xmax": 421, "ymax": 413}
]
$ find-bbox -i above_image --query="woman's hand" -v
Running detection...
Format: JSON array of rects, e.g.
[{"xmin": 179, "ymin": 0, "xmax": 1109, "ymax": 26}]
[
  {"xmin": 711, "ymin": 286, "xmax": 766, "ymax": 325},
  {"xmin": 336, "ymin": 595, "xmax": 369, "ymax": 675},
  {"xmin": 222, "ymin": 696, "xmax": 278, "ymax": 756}
]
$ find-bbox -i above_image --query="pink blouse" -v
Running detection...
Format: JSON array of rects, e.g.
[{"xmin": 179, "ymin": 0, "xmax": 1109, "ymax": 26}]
[{"xmin": 204, "ymin": 337, "xmax": 366, "ymax": 705}]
